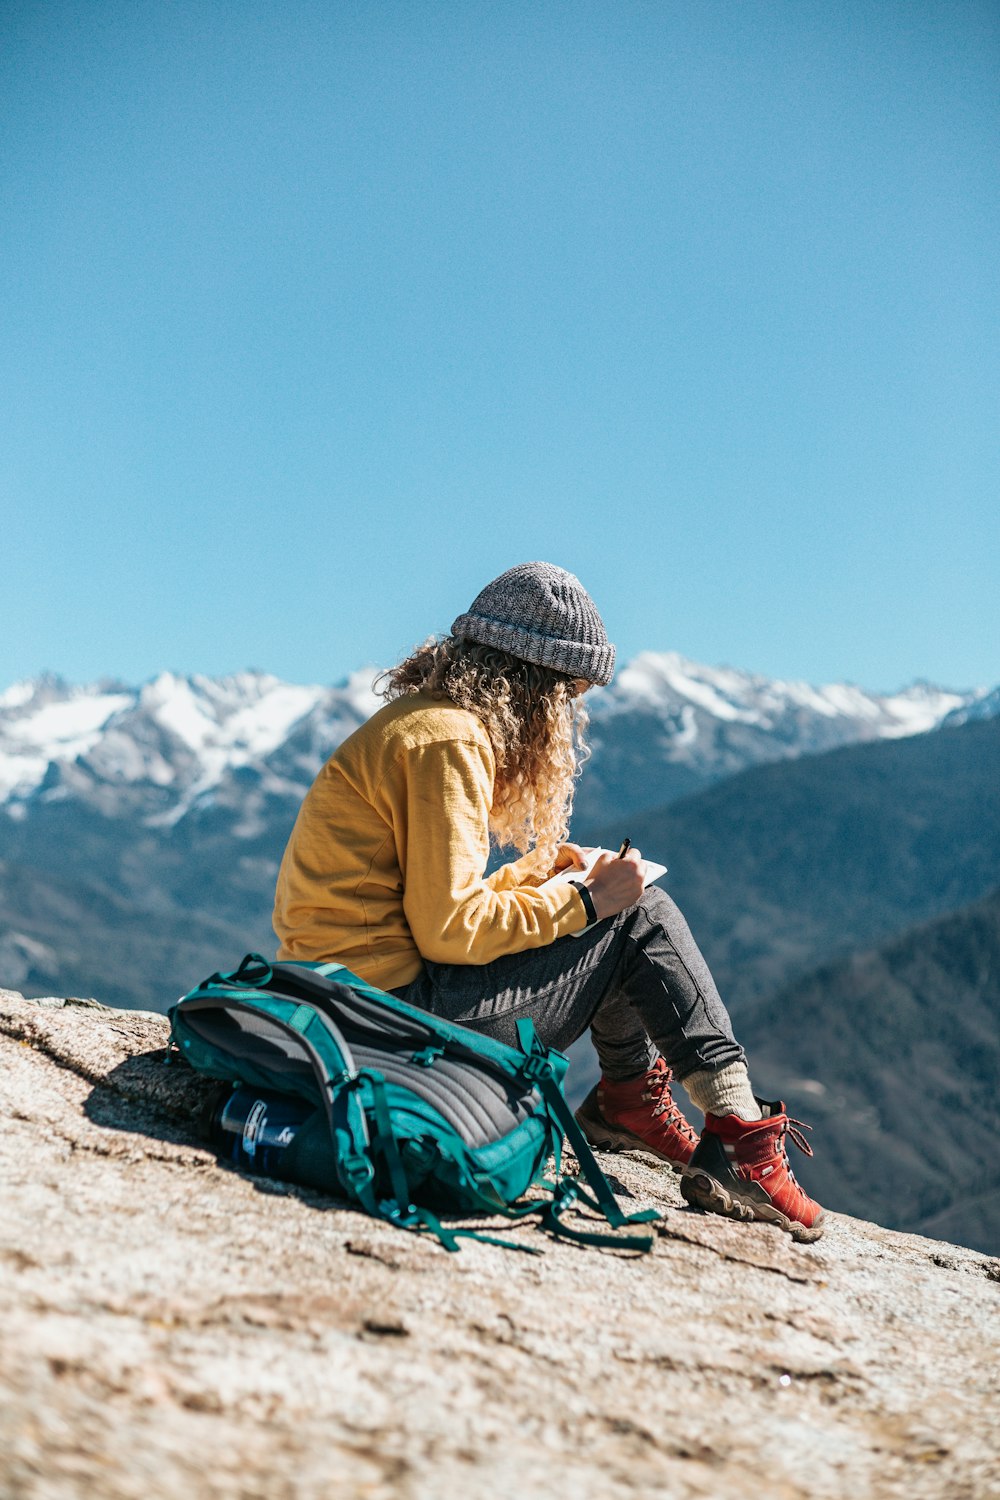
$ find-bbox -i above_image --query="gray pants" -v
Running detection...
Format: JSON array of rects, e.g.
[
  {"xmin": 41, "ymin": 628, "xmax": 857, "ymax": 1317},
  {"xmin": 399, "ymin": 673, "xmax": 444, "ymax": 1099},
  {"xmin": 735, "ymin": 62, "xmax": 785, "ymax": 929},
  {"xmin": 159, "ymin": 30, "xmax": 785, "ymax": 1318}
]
[{"xmin": 394, "ymin": 886, "xmax": 745, "ymax": 1082}]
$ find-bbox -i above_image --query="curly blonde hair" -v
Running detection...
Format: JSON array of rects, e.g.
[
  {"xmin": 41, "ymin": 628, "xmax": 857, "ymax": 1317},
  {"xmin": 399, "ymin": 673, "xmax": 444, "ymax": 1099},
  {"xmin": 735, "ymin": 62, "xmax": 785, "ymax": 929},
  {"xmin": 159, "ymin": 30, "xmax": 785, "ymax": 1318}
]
[{"xmin": 378, "ymin": 637, "xmax": 590, "ymax": 861}]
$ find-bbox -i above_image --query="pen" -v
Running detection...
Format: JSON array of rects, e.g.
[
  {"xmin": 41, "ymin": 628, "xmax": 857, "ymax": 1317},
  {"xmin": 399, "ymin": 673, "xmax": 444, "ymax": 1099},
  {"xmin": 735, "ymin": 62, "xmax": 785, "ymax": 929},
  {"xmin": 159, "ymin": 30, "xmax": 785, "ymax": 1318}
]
[{"xmin": 617, "ymin": 838, "xmax": 631, "ymax": 859}]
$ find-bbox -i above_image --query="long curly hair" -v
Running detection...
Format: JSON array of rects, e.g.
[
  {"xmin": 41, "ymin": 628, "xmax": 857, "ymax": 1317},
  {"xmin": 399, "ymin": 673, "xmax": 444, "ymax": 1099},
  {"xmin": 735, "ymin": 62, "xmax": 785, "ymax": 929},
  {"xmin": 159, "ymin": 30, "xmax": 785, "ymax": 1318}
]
[{"xmin": 378, "ymin": 636, "xmax": 590, "ymax": 860}]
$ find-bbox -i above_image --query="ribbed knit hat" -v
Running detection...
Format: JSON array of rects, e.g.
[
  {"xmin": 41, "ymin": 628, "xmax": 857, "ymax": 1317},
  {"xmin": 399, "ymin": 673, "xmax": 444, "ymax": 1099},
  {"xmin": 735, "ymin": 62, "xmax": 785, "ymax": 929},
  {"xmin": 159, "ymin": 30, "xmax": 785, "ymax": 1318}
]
[{"xmin": 451, "ymin": 562, "xmax": 615, "ymax": 686}]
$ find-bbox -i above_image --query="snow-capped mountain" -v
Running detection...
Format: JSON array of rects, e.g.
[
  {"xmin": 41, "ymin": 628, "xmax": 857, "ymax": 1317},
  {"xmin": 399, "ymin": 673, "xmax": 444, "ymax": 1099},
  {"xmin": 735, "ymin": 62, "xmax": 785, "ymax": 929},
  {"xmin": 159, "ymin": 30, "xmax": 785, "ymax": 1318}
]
[
  {"xmin": 941, "ymin": 685, "xmax": 1000, "ymax": 728},
  {"xmin": 0, "ymin": 655, "xmax": 991, "ymax": 832},
  {"xmin": 573, "ymin": 654, "xmax": 988, "ymax": 824},
  {"xmin": 0, "ymin": 668, "xmax": 380, "ymax": 827},
  {"xmin": 2, "ymin": 654, "xmax": 998, "ymax": 1036},
  {"xmin": 600, "ymin": 654, "xmax": 970, "ymax": 740}
]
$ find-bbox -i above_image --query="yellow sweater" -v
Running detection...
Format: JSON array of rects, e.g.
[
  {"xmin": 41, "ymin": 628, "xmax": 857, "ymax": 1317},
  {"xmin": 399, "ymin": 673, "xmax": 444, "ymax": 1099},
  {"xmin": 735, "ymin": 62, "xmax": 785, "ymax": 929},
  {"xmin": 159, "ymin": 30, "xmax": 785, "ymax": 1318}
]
[{"xmin": 272, "ymin": 692, "xmax": 587, "ymax": 991}]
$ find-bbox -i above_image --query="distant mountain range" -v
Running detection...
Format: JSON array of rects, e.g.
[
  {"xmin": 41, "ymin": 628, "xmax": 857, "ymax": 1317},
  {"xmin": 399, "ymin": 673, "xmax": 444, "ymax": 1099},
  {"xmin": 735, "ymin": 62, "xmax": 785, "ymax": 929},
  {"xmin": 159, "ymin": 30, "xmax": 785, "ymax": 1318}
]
[
  {"xmin": 0, "ymin": 668, "xmax": 382, "ymax": 830},
  {"xmin": 595, "ymin": 713, "xmax": 1000, "ymax": 1012},
  {"xmin": 1, "ymin": 656, "xmax": 996, "ymax": 1011},
  {"xmin": 576, "ymin": 654, "xmax": 990, "ymax": 824},
  {"xmin": 1, "ymin": 655, "xmax": 991, "ymax": 832}
]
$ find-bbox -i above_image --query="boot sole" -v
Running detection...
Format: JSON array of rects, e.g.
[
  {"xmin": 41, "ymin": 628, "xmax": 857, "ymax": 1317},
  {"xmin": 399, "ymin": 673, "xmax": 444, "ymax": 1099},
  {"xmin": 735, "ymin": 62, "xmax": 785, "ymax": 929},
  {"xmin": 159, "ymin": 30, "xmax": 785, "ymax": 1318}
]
[
  {"xmin": 680, "ymin": 1169, "xmax": 826, "ymax": 1243},
  {"xmin": 575, "ymin": 1109, "xmax": 690, "ymax": 1174}
]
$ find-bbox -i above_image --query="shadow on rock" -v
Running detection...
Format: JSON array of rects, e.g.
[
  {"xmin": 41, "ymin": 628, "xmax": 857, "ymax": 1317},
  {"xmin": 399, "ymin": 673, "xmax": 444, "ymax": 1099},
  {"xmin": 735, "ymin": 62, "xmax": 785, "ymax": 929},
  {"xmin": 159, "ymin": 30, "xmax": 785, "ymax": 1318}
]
[
  {"xmin": 85, "ymin": 1048, "xmax": 224, "ymax": 1148},
  {"xmin": 84, "ymin": 1049, "xmax": 351, "ymax": 1214}
]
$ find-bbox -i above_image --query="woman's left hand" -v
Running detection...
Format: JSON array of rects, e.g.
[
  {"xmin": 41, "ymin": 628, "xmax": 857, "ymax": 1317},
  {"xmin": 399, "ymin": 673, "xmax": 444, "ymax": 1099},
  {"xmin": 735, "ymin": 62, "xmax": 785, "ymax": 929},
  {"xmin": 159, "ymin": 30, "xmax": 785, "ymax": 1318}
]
[{"xmin": 550, "ymin": 842, "xmax": 593, "ymax": 875}]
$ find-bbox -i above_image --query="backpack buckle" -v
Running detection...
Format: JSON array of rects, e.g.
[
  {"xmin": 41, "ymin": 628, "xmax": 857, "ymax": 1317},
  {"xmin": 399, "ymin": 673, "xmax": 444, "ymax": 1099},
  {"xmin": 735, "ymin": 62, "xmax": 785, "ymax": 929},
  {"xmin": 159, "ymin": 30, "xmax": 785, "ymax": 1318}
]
[
  {"xmin": 514, "ymin": 1017, "xmax": 556, "ymax": 1083},
  {"xmin": 411, "ymin": 1046, "xmax": 444, "ymax": 1068},
  {"xmin": 340, "ymin": 1153, "xmax": 375, "ymax": 1191}
]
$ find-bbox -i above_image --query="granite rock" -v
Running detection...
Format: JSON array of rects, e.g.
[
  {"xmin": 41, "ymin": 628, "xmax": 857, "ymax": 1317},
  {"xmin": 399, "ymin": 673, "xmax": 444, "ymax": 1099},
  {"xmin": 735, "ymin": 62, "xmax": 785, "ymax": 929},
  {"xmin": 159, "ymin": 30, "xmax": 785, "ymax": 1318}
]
[{"xmin": 1, "ymin": 988, "xmax": 998, "ymax": 1500}]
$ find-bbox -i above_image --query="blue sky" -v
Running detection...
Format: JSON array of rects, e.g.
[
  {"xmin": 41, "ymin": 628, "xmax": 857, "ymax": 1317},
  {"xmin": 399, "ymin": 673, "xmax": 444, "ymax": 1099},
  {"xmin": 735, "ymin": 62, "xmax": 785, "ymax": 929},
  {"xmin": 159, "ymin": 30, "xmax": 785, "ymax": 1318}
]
[{"xmin": 2, "ymin": 1, "xmax": 997, "ymax": 694}]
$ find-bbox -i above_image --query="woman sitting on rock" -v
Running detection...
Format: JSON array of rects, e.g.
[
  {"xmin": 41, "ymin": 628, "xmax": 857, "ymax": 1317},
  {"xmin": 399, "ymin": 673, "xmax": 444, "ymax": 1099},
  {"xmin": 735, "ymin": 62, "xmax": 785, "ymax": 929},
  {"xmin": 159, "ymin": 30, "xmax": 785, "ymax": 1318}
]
[{"xmin": 272, "ymin": 562, "xmax": 824, "ymax": 1241}]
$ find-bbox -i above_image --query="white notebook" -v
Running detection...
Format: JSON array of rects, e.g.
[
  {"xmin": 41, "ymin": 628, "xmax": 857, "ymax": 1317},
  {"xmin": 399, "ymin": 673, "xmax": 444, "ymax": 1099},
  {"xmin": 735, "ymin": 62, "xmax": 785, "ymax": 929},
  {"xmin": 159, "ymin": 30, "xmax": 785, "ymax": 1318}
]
[{"xmin": 541, "ymin": 847, "xmax": 667, "ymax": 935}]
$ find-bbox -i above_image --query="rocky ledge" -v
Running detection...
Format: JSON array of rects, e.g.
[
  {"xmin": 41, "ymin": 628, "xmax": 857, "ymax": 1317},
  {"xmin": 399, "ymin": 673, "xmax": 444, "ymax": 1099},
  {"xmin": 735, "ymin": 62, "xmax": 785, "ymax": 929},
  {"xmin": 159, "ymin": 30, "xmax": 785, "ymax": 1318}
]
[{"xmin": 1, "ymin": 988, "xmax": 998, "ymax": 1500}]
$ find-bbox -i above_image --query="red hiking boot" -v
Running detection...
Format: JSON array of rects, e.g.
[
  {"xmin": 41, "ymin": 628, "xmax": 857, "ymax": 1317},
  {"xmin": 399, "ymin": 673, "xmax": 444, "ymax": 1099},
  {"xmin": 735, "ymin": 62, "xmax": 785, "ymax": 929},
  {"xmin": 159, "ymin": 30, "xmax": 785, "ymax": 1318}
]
[
  {"xmin": 575, "ymin": 1057, "xmax": 699, "ymax": 1170},
  {"xmin": 680, "ymin": 1101, "xmax": 826, "ymax": 1242}
]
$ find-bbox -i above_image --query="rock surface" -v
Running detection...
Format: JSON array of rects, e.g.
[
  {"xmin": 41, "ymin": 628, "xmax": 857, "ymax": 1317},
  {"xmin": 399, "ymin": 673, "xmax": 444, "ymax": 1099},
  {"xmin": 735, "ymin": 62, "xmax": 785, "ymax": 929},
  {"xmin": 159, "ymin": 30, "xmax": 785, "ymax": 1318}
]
[{"xmin": 2, "ymin": 989, "xmax": 998, "ymax": 1500}]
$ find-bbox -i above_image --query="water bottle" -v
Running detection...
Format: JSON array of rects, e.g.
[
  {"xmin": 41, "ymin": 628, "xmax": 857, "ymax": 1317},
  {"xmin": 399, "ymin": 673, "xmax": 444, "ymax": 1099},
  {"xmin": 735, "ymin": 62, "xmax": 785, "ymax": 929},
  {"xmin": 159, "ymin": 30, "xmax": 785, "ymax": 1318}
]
[{"xmin": 212, "ymin": 1087, "xmax": 314, "ymax": 1180}]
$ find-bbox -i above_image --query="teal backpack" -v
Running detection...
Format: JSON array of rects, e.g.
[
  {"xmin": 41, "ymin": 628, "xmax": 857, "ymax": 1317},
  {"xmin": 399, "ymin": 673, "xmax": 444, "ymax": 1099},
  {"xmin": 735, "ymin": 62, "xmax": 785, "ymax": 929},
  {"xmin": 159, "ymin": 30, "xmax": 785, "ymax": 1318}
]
[{"xmin": 168, "ymin": 953, "xmax": 660, "ymax": 1253}]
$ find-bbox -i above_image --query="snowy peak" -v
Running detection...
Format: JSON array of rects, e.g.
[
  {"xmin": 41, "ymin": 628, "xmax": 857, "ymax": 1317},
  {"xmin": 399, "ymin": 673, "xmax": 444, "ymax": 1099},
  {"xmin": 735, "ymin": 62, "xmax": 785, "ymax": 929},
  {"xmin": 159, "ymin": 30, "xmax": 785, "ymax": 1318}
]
[
  {"xmin": 0, "ymin": 678, "xmax": 134, "ymax": 804},
  {"xmin": 0, "ymin": 658, "xmax": 993, "ymax": 828},
  {"xmin": 606, "ymin": 654, "xmax": 768, "ymax": 724},
  {"xmin": 941, "ymin": 685, "xmax": 1000, "ymax": 728},
  {"xmin": 592, "ymin": 651, "xmax": 978, "ymax": 742},
  {"xmin": 0, "ymin": 668, "xmax": 381, "ymax": 812},
  {"xmin": 137, "ymin": 671, "xmax": 328, "ymax": 758}
]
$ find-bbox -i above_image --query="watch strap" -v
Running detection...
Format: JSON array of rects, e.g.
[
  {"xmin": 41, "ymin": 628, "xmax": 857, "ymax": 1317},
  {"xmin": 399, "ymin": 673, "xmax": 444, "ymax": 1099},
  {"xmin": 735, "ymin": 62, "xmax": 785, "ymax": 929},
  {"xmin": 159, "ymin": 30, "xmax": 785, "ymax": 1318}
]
[{"xmin": 568, "ymin": 879, "xmax": 598, "ymax": 926}]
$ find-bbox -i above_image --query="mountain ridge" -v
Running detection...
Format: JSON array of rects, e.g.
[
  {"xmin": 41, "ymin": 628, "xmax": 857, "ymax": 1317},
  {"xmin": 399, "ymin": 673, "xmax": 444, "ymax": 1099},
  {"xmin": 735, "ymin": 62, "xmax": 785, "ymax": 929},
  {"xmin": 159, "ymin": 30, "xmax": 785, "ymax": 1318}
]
[
  {"xmin": 3, "ymin": 714, "xmax": 998, "ymax": 1030},
  {"xmin": 2, "ymin": 654, "xmax": 991, "ymax": 831},
  {"xmin": 595, "ymin": 714, "xmax": 1000, "ymax": 1012}
]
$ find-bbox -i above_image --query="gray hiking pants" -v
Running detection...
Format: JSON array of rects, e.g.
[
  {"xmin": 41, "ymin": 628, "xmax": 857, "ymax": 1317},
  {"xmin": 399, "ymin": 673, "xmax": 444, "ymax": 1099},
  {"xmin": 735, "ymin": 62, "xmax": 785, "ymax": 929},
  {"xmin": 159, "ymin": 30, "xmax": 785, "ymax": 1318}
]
[{"xmin": 393, "ymin": 886, "xmax": 745, "ymax": 1082}]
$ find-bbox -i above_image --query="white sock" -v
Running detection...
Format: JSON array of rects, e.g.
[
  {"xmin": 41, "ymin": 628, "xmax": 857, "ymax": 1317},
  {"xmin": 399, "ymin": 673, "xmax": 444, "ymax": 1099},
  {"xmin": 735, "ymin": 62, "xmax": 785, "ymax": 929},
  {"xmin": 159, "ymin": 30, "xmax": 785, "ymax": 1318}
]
[{"xmin": 683, "ymin": 1062, "xmax": 763, "ymax": 1121}]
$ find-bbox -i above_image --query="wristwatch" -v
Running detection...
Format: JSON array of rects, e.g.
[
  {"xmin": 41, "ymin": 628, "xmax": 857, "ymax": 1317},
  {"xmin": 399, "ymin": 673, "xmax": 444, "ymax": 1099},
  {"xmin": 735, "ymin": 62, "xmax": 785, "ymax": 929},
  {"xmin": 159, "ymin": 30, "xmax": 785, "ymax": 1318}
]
[{"xmin": 568, "ymin": 879, "xmax": 598, "ymax": 926}]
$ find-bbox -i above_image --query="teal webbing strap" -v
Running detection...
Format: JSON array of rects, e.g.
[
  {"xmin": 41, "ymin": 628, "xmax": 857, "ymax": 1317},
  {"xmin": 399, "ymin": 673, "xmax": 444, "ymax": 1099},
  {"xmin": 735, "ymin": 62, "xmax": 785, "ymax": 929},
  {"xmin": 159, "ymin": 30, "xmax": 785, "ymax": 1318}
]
[
  {"xmin": 366, "ymin": 1072, "xmax": 413, "ymax": 1215},
  {"xmin": 540, "ymin": 1075, "xmax": 659, "ymax": 1227},
  {"xmin": 514, "ymin": 1018, "xmax": 660, "ymax": 1243},
  {"xmin": 200, "ymin": 952, "xmax": 274, "ymax": 990},
  {"xmin": 541, "ymin": 1179, "xmax": 656, "ymax": 1252},
  {"xmin": 480, "ymin": 1177, "xmax": 656, "ymax": 1251},
  {"xmin": 330, "ymin": 1075, "xmax": 381, "ymax": 1219},
  {"xmin": 411, "ymin": 1207, "xmax": 542, "ymax": 1255}
]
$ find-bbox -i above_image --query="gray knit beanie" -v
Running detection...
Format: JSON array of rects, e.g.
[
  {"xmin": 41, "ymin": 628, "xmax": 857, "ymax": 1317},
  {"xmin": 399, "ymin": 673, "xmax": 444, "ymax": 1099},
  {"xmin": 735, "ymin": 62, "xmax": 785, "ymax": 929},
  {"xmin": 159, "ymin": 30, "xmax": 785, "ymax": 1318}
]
[{"xmin": 451, "ymin": 562, "xmax": 616, "ymax": 687}]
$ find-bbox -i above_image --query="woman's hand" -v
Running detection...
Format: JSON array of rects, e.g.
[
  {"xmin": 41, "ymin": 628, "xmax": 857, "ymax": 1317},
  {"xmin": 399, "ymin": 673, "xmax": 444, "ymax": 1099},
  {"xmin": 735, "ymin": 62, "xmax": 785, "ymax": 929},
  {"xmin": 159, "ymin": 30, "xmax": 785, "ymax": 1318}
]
[
  {"xmin": 584, "ymin": 848, "xmax": 647, "ymax": 920},
  {"xmin": 549, "ymin": 842, "xmax": 593, "ymax": 875}
]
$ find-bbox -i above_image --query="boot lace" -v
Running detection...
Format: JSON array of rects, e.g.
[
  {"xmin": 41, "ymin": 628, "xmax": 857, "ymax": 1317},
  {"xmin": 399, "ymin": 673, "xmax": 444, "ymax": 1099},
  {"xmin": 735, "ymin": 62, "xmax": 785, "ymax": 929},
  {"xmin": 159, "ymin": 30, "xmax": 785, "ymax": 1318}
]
[
  {"xmin": 784, "ymin": 1118, "xmax": 814, "ymax": 1157},
  {"xmin": 778, "ymin": 1117, "xmax": 814, "ymax": 1192},
  {"xmin": 645, "ymin": 1066, "xmax": 698, "ymax": 1145}
]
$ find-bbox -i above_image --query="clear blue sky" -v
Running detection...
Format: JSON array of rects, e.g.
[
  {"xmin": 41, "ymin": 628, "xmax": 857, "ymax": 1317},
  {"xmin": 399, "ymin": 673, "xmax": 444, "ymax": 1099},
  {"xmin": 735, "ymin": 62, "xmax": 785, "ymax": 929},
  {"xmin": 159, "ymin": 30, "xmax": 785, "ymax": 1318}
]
[{"xmin": 2, "ymin": 1, "xmax": 997, "ymax": 695}]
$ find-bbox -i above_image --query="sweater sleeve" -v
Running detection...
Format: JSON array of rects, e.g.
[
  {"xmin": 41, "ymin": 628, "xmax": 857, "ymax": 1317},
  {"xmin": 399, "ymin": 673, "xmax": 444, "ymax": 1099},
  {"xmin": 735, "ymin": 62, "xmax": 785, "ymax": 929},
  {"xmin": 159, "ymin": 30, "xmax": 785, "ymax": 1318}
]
[
  {"xmin": 485, "ymin": 847, "xmax": 553, "ymax": 892},
  {"xmin": 380, "ymin": 738, "xmax": 587, "ymax": 965}
]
